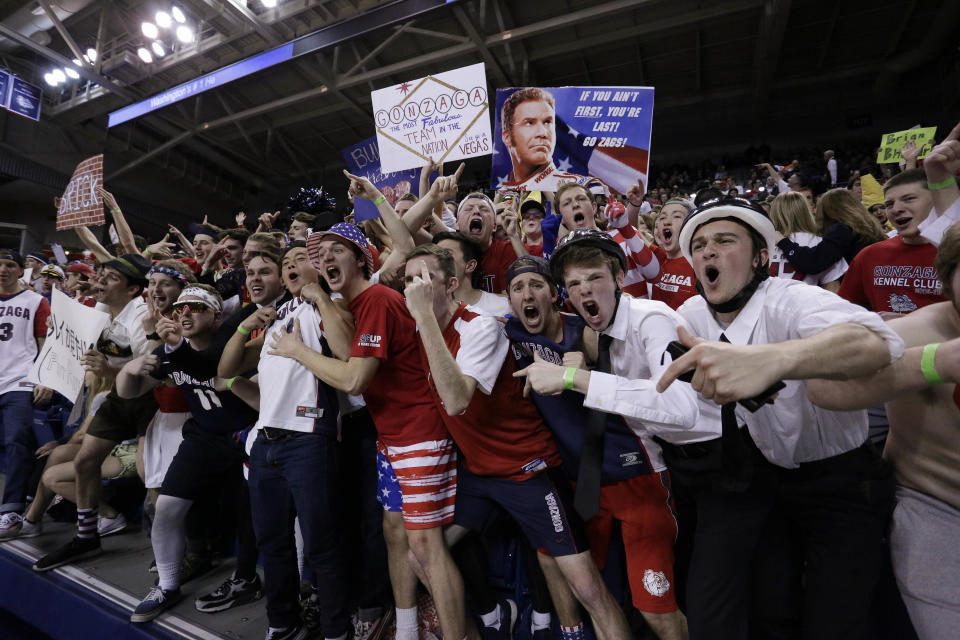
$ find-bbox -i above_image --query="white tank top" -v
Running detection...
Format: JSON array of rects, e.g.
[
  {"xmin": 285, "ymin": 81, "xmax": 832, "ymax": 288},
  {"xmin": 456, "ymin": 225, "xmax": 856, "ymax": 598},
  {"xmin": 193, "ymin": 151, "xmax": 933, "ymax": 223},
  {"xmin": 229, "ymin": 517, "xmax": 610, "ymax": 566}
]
[{"xmin": 0, "ymin": 288, "xmax": 45, "ymax": 395}]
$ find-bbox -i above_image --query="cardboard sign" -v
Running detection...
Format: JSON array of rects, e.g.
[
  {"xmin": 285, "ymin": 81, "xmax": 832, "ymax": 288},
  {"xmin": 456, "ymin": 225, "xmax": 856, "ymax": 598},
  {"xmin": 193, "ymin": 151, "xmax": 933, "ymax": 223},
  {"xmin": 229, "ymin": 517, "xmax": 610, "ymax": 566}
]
[
  {"xmin": 28, "ymin": 288, "xmax": 111, "ymax": 400},
  {"xmin": 372, "ymin": 62, "xmax": 492, "ymax": 173},
  {"xmin": 57, "ymin": 155, "xmax": 104, "ymax": 231},
  {"xmin": 877, "ymin": 127, "xmax": 937, "ymax": 164},
  {"xmin": 341, "ymin": 136, "xmax": 421, "ymax": 222},
  {"xmin": 490, "ymin": 86, "xmax": 655, "ymax": 194},
  {"xmin": 50, "ymin": 242, "xmax": 68, "ymax": 265}
]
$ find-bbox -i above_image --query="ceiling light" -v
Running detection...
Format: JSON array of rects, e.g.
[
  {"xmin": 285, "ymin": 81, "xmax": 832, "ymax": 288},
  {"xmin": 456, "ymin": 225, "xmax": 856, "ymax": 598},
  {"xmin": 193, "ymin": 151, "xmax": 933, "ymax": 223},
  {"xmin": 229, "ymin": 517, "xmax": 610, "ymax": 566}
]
[
  {"xmin": 156, "ymin": 11, "xmax": 172, "ymax": 28},
  {"xmin": 176, "ymin": 25, "xmax": 194, "ymax": 43},
  {"xmin": 172, "ymin": 6, "xmax": 186, "ymax": 23},
  {"xmin": 44, "ymin": 72, "xmax": 58, "ymax": 86},
  {"xmin": 52, "ymin": 68, "xmax": 66, "ymax": 83},
  {"xmin": 86, "ymin": 47, "xmax": 97, "ymax": 62},
  {"xmin": 137, "ymin": 47, "xmax": 153, "ymax": 63},
  {"xmin": 65, "ymin": 67, "xmax": 80, "ymax": 79},
  {"xmin": 262, "ymin": 0, "xmax": 278, "ymax": 7},
  {"xmin": 72, "ymin": 58, "xmax": 82, "ymax": 66},
  {"xmin": 142, "ymin": 21, "xmax": 158, "ymax": 39},
  {"xmin": 152, "ymin": 41, "xmax": 165, "ymax": 57}
]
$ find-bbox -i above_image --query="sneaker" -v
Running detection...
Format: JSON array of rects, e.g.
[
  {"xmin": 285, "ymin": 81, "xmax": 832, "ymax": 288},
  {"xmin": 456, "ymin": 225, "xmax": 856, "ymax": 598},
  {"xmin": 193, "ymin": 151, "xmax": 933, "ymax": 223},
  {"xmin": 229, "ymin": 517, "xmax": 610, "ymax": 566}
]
[
  {"xmin": 301, "ymin": 589, "xmax": 322, "ymax": 633},
  {"xmin": 480, "ymin": 599, "xmax": 517, "ymax": 640},
  {"xmin": 97, "ymin": 513, "xmax": 128, "ymax": 537},
  {"xmin": 265, "ymin": 624, "xmax": 308, "ymax": 640},
  {"xmin": 179, "ymin": 553, "xmax": 214, "ymax": 584},
  {"xmin": 18, "ymin": 517, "xmax": 43, "ymax": 539},
  {"xmin": 0, "ymin": 513, "xmax": 24, "ymax": 540},
  {"xmin": 33, "ymin": 535, "xmax": 101, "ymax": 572},
  {"xmin": 130, "ymin": 585, "xmax": 181, "ymax": 623},
  {"xmin": 195, "ymin": 573, "xmax": 263, "ymax": 613}
]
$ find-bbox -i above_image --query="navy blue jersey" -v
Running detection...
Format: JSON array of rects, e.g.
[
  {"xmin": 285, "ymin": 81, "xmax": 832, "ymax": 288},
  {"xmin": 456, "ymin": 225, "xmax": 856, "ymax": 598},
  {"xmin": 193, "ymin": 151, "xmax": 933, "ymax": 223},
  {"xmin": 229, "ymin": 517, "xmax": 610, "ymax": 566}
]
[
  {"xmin": 151, "ymin": 344, "xmax": 257, "ymax": 435},
  {"xmin": 505, "ymin": 314, "xmax": 654, "ymax": 483}
]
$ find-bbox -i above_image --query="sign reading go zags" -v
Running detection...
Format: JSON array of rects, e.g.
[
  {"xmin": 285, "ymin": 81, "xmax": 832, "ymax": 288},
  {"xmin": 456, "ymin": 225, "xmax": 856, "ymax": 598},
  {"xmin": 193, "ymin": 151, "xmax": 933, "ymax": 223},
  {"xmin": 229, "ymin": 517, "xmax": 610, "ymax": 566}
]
[{"xmin": 57, "ymin": 154, "xmax": 105, "ymax": 231}]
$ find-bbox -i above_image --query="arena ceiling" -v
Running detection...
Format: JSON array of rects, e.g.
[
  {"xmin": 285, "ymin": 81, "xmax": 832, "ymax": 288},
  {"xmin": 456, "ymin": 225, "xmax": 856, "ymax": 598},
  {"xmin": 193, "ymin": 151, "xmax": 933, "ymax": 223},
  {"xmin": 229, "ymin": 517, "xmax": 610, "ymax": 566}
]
[{"xmin": 0, "ymin": 0, "xmax": 957, "ymax": 237}]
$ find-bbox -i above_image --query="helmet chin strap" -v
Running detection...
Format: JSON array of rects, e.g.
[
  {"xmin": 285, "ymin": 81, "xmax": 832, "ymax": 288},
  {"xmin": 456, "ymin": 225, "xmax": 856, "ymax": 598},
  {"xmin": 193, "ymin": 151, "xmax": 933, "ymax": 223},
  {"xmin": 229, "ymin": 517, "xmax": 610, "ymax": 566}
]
[{"xmin": 696, "ymin": 263, "xmax": 769, "ymax": 315}]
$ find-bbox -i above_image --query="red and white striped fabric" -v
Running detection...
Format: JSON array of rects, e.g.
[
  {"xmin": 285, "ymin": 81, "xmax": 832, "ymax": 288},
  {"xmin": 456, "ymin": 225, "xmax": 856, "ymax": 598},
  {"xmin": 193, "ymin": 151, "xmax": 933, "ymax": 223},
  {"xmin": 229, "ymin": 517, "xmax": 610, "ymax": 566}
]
[
  {"xmin": 610, "ymin": 224, "xmax": 660, "ymax": 298},
  {"xmin": 377, "ymin": 439, "xmax": 458, "ymax": 530}
]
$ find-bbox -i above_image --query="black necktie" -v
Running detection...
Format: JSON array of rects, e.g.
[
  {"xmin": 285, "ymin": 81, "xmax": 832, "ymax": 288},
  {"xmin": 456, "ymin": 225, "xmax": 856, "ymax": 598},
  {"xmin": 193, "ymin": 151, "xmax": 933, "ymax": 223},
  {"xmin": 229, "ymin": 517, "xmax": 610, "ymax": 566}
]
[
  {"xmin": 574, "ymin": 333, "xmax": 613, "ymax": 520},
  {"xmin": 718, "ymin": 333, "xmax": 751, "ymax": 489}
]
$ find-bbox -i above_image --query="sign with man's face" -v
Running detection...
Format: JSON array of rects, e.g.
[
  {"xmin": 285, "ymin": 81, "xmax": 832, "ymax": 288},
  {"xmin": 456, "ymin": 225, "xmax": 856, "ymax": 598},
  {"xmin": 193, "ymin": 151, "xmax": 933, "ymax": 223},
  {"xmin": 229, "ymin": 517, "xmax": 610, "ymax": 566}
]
[{"xmin": 490, "ymin": 86, "xmax": 655, "ymax": 195}]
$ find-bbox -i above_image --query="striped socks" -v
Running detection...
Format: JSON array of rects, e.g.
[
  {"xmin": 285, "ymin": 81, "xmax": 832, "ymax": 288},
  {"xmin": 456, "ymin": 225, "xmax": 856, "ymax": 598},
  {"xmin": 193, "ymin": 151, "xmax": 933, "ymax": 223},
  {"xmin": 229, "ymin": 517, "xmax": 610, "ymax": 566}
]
[{"xmin": 77, "ymin": 507, "xmax": 98, "ymax": 539}]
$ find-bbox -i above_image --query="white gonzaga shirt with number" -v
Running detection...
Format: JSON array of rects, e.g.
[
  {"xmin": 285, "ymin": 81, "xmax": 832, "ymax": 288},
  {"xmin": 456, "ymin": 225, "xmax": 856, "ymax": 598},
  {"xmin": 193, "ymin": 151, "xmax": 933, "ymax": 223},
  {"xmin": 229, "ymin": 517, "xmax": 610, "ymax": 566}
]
[
  {"xmin": 0, "ymin": 288, "xmax": 46, "ymax": 395},
  {"xmin": 255, "ymin": 297, "xmax": 338, "ymax": 437}
]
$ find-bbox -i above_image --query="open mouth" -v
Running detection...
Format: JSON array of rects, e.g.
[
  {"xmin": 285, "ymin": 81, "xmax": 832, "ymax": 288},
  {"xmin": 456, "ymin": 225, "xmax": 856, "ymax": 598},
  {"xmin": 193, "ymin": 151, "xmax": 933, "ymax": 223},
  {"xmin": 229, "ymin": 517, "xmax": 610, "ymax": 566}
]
[
  {"xmin": 287, "ymin": 271, "xmax": 299, "ymax": 282},
  {"xmin": 705, "ymin": 266, "xmax": 719, "ymax": 284},
  {"xmin": 469, "ymin": 218, "xmax": 483, "ymax": 234},
  {"xmin": 151, "ymin": 295, "xmax": 167, "ymax": 306},
  {"xmin": 325, "ymin": 266, "xmax": 342, "ymax": 285},
  {"xmin": 573, "ymin": 212, "xmax": 585, "ymax": 226},
  {"xmin": 663, "ymin": 228, "xmax": 673, "ymax": 241},
  {"xmin": 180, "ymin": 319, "xmax": 194, "ymax": 330},
  {"xmin": 894, "ymin": 216, "xmax": 911, "ymax": 227},
  {"xmin": 250, "ymin": 284, "xmax": 264, "ymax": 297},
  {"xmin": 582, "ymin": 300, "xmax": 600, "ymax": 319},
  {"xmin": 522, "ymin": 305, "xmax": 541, "ymax": 325}
]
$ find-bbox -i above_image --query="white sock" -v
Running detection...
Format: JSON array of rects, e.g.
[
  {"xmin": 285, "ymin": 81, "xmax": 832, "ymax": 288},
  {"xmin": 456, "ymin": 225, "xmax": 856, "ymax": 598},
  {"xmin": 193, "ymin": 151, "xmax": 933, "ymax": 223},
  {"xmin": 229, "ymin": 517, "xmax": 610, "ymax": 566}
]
[
  {"xmin": 480, "ymin": 603, "xmax": 501, "ymax": 629},
  {"xmin": 156, "ymin": 561, "xmax": 180, "ymax": 591},
  {"xmin": 532, "ymin": 610, "xmax": 551, "ymax": 631},
  {"xmin": 395, "ymin": 606, "xmax": 418, "ymax": 640}
]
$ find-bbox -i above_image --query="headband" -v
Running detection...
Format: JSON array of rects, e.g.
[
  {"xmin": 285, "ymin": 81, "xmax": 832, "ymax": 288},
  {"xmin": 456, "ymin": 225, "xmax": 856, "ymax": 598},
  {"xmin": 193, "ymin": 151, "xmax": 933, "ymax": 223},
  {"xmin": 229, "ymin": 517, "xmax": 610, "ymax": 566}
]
[
  {"xmin": 176, "ymin": 287, "xmax": 223, "ymax": 313},
  {"xmin": 147, "ymin": 265, "xmax": 190, "ymax": 285}
]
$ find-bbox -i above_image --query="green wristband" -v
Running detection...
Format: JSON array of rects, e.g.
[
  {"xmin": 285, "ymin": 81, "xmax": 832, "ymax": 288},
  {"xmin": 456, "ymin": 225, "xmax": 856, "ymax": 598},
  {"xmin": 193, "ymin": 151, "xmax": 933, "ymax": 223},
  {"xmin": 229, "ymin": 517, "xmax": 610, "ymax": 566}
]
[
  {"xmin": 226, "ymin": 377, "xmax": 238, "ymax": 390},
  {"xmin": 563, "ymin": 367, "xmax": 577, "ymax": 391},
  {"xmin": 236, "ymin": 325, "xmax": 251, "ymax": 336},
  {"xmin": 921, "ymin": 343, "xmax": 944, "ymax": 384},
  {"xmin": 928, "ymin": 178, "xmax": 957, "ymax": 191},
  {"xmin": 110, "ymin": 208, "xmax": 121, "ymax": 214},
  {"xmin": 374, "ymin": 195, "xmax": 386, "ymax": 205}
]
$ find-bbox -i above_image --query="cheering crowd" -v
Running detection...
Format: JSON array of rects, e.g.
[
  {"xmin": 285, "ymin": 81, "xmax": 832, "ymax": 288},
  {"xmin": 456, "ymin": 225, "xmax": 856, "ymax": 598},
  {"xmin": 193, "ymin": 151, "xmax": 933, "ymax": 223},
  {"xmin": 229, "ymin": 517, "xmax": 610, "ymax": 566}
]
[{"xmin": 0, "ymin": 118, "xmax": 958, "ymax": 640}]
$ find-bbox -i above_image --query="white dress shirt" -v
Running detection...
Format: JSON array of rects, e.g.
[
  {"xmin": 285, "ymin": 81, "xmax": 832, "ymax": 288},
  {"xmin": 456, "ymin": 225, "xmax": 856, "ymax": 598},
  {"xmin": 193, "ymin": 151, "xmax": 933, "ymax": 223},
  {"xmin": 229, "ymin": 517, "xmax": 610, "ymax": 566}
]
[
  {"xmin": 582, "ymin": 295, "xmax": 709, "ymax": 472},
  {"xmin": 677, "ymin": 278, "xmax": 905, "ymax": 468}
]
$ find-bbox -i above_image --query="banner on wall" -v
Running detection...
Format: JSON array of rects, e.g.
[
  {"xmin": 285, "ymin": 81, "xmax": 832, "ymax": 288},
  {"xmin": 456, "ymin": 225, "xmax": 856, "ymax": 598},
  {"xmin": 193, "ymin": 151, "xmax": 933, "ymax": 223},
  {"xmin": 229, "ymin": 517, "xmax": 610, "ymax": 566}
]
[{"xmin": 490, "ymin": 86, "xmax": 654, "ymax": 194}]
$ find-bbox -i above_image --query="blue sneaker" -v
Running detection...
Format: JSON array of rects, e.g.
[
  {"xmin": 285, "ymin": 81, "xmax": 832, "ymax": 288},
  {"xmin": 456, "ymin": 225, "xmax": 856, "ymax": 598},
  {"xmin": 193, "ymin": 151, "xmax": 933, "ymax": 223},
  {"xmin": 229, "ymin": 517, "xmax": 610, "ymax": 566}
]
[{"xmin": 131, "ymin": 585, "xmax": 181, "ymax": 622}]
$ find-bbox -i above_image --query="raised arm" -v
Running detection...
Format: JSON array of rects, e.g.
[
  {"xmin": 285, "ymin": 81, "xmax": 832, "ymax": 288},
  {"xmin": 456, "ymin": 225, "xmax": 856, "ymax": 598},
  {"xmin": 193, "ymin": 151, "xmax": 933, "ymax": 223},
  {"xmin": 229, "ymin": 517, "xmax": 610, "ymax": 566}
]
[
  {"xmin": 776, "ymin": 222, "xmax": 853, "ymax": 274},
  {"xmin": 400, "ymin": 163, "xmax": 465, "ymax": 236},
  {"xmin": 300, "ymin": 283, "xmax": 356, "ymax": 361},
  {"xmin": 924, "ymin": 121, "xmax": 960, "ymax": 218},
  {"xmin": 96, "ymin": 186, "xmax": 138, "ymax": 254},
  {"xmin": 73, "ymin": 225, "xmax": 114, "ymax": 263}
]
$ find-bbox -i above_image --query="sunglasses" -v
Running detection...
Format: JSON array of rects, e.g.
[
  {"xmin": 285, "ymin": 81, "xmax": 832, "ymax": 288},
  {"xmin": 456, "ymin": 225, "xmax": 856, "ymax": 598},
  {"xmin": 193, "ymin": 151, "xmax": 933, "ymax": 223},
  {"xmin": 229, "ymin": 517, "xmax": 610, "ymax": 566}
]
[{"xmin": 171, "ymin": 300, "xmax": 214, "ymax": 315}]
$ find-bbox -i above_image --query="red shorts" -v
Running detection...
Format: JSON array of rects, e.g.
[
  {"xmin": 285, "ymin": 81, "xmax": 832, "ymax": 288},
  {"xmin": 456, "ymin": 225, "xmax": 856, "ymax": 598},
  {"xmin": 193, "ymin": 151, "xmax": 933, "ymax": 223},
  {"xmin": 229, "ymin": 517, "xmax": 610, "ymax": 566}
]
[
  {"xmin": 588, "ymin": 472, "xmax": 679, "ymax": 613},
  {"xmin": 378, "ymin": 439, "xmax": 458, "ymax": 530}
]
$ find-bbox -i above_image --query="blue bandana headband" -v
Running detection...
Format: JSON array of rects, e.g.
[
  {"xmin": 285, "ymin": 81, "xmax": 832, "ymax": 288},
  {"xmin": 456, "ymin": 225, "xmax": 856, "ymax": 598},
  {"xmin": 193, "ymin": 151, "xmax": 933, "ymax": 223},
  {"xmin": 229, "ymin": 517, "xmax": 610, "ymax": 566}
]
[{"xmin": 147, "ymin": 265, "xmax": 189, "ymax": 285}]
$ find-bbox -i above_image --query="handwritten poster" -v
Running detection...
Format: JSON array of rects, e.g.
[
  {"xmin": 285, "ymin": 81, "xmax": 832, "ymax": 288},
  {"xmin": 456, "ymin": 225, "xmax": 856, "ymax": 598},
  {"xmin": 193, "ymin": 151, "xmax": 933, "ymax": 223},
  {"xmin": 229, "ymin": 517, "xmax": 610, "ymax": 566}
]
[
  {"xmin": 28, "ymin": 288, "xmax": 110, "ymax": 400},
  {"xmin": 57, "ymin": 155, "xmax": 104, "ymax": 231},
  {"xmin": 372, "ymin": 62, "xmax": 492, "ymax": 173}
]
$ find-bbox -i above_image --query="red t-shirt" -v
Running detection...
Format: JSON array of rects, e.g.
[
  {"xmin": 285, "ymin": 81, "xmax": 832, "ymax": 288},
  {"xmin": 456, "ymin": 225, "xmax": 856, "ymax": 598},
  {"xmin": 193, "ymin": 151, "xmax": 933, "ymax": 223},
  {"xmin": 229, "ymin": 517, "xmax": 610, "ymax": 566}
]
[
  {"xmin": 421, "ymin": 304, "xmax": 561, "ymax": 480},
  {"xmin": 33, "ymin": 296, "xmax": 50, "ymax": 337},
  {"xmin": 838, "ymin": 236, "xmax": 943, "ymax": 313},
  {"xmin": 524, "ymin": 242, "xmax": 544, "ymax": 257},
  {"xmin": 650, "ymin": 250, "xmax": 698, "ymax": 310},
  {"xmin": 349, "ymin": 284, "xmax": 448, "ymax": 447},
  {"xmin": 153, "ymin": 383, "xmax": 191, "ymax": 413},
  {"xmin": 479, "ymin": 239, "xmax": 518, "ymax": 294}
]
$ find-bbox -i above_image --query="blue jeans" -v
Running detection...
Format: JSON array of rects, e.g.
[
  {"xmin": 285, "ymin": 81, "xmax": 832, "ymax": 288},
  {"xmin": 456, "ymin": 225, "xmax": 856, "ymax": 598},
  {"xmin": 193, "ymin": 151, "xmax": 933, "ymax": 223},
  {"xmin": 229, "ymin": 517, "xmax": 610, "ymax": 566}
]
[
  {"xmin": 1, "ymin": 391, "xmax": 36, "ymax": 513},
  {"xmin": 248, "ymin": 430, "xmax": 348, "ymax": 634}
]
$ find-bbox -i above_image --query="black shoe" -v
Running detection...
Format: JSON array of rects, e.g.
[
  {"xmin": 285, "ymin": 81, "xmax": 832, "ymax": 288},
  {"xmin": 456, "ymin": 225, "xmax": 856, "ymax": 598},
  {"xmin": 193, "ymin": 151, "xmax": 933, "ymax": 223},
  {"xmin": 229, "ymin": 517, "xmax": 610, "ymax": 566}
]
[
  {"xmin": 33, "ymin": 535, "xmax": 101, "ymax": 572},
  {"xmin": 195, "ymin": 573, "xmax": 263, "ymax": 613}
]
